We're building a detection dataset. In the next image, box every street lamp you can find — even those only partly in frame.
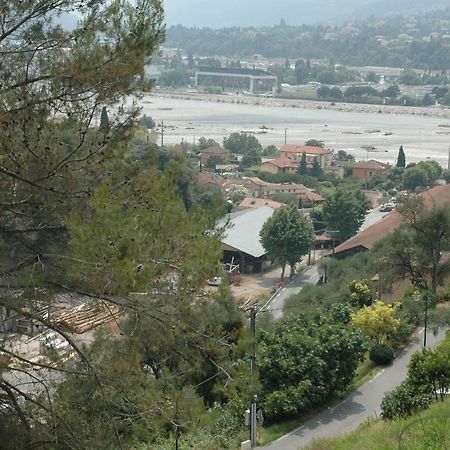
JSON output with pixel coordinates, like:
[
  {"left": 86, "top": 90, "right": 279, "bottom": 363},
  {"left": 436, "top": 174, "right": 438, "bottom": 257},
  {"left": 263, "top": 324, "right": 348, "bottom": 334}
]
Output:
[{"left": 413, "top": 290, "right": 428, "bottom": 349}]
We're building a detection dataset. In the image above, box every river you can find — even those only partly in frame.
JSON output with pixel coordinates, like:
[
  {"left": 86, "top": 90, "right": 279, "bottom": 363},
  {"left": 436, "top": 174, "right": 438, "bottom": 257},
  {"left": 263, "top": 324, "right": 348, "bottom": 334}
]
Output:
[{"left": 140, "top": 95, "right": 450, "bottom": 167}]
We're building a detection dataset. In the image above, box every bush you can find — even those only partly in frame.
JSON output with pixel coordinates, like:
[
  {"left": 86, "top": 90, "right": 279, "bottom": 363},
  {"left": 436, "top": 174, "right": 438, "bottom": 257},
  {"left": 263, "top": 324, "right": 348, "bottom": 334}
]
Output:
[
  {"left": 381, "top": 382, "right": 432, "bottom": 420},
  {"left": 369, "top": 343, "right": 394, "bottom": 365}
]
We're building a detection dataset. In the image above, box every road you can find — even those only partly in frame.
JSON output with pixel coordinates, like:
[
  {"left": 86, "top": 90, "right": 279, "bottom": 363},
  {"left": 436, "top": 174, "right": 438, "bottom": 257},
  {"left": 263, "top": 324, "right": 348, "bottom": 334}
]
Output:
[
  {"left": 260, "top": 265, "right": 320, "bottom": 319},
  {"left": 259, "top": 328, "right": 447, "bottom": 450}
]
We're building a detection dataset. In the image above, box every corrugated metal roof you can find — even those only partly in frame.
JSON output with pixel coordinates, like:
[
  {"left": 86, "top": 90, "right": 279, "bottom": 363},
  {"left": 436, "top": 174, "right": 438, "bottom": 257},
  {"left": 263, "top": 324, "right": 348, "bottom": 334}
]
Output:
[{"left": 218, "top": 206, "right": 275, "bottom": 258}]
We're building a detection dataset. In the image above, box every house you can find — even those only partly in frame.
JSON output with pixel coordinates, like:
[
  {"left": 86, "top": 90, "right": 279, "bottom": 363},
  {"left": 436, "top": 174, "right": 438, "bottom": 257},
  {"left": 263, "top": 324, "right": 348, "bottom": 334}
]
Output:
[
  {"left": 333, "top": 184, "right": 450, "bottom": 258},
  {"left": 200, "top": 146, "right": 230, "bottom": 165},
  {"left": 198, "top": 172, "right": 226, "bottom": 191},
  {"left": 352, "top": 160, "right": 391, "bottom": 181},
  {"left": 280, "top": 145, "right": 333, "bottom": 168},
  {"left": 260, "top": 157, "right": 299, "bottom": 174},
  {"left": 217, "top": 206, "right": 275, "bottom": 273},
  {"left": 237, "top": 197, "right": 284, "bottom": 210},
  {"left": 244, "top": 177, "right": 325, "bottom": 207}
]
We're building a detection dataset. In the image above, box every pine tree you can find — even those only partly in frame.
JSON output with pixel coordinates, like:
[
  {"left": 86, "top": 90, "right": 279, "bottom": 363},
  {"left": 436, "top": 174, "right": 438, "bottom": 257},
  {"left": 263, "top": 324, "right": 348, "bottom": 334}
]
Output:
[{"left": 396, "top": 145, "right": 406, "bottom": 168}]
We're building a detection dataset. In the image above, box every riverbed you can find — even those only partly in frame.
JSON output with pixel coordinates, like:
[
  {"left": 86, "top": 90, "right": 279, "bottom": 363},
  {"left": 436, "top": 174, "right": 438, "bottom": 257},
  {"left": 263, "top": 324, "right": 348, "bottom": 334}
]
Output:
[{"left": 140, "top": 93, "right": 450, "bottom": 167}]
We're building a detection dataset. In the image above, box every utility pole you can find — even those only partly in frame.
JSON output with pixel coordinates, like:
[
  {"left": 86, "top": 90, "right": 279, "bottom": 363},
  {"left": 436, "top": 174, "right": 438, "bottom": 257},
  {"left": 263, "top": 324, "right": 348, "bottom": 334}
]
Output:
[
  {"left": 448, "top": 146, "right": 450, "bottom": 170},
  {"left": 284, "top": 128, "right": 287, "bottom": 145},
  {"left": 250, "top": 307, "right": 257, "bottom": 447},
  {"left": 161, "top": 120, "right": 164, "bottom": 148}
]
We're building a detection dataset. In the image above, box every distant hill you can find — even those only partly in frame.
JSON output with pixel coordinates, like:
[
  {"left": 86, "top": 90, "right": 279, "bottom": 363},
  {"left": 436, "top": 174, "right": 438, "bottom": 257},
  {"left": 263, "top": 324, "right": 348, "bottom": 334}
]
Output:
[
  {"left": 165, "top": 0, "right": 449, "bottom": 27},
  {"left": 165, "top": 8, "right": 450, "bottom": 69}
]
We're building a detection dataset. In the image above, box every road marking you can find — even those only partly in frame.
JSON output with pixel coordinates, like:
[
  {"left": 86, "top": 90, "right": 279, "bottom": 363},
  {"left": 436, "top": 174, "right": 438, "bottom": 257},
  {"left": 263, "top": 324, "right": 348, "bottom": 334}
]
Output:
[{"left": 369, "top": 369, "right": 385, "bottom": 383}]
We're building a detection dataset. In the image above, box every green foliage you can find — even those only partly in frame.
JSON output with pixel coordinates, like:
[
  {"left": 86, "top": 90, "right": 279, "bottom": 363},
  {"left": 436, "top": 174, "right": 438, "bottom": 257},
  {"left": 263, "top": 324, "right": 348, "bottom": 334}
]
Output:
[
  {"left": 381, "top": 85, "right": 401, "bottom": 99},
  {"left": 258, "top": 305, "right": 368, "bottom": 421},
  {"left": 260, "top": 205, "right": 314, "bottom": 280},
  {"left": 348, "top": 279, "right": 372, "bottom": 307},
  {"left": 140, "top": 114, "right": 156, "bottom": 129},
  {"left": 298, "top": 152, "right": 308, "bottom": 175},
  {"left": 262, "top": 145, "right": 280, "bottom": 157},
  {"left": 306, "top": 398, "right": 450, "bottom": 450},
  {"left": 205, "top": 154, "right": 224, "bottom": 169},
  {"left": 369, "top": 344, "right": 394, "bottom": 366},
  {"left": 305, "top": 139, "right": 325, "bottom": 148},
  {"left": 335, "top": 150, "right": 355, "bottom": 162},
  {"left": 159, "top": 67, "right": 191, "bottom": 87},
  {"left": 352, "top": 301, "right": 401, "bottom": 345},
  {"left": 381, "top": 383, "right": 432, "bottom": 421},
  {"left": 396, "top": 146, "right": 406, "bottom": 168},
  {"left": 198, "top": 137, "right": 219, "bottom": 151},
  {"left": 223, "top": 132, "right": 262, "bottom": 155},
  {"left": 240, "top": 149, "right": 262, "bottom": 169},
  {"left": 378, "top": 198, "right": 450, "bottom": 293},
  {"left": 323, "top": 186, "right": 370, "bottom": 241},
  {"left": 381, "top": 334, "right": 450, "bottom": 421},
  {"left": 166, "top": 10, "right": 450, "bottom": 71},
  {"left": 99, "top": 106, "right": 110, "bottom": 130},
  {"left": 310, "top": 157, "right": 323, "bottom": 177}
]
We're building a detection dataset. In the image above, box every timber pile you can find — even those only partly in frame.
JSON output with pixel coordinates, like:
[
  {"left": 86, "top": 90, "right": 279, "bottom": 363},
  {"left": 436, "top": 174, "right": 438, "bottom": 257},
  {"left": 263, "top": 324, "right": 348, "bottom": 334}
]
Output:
[
  {"left": 53, "top": 302, "right": 122, "bottom": 334},
  {"left": 240, "top": 297, "right": 259, "bottom": 312}
]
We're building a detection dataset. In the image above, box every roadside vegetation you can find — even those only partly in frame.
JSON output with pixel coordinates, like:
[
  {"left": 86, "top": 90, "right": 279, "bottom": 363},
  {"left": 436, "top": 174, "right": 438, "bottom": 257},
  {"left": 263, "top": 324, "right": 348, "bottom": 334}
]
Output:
[{"left": 305, "top": 397, "right": 450, "bottom": 450}]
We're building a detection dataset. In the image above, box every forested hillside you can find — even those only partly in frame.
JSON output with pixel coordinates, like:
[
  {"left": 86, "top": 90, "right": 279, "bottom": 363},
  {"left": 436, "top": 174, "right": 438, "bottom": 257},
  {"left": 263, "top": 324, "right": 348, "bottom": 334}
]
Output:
[{"left": 166, "top": 9, "right": 450, "bottom": 69}]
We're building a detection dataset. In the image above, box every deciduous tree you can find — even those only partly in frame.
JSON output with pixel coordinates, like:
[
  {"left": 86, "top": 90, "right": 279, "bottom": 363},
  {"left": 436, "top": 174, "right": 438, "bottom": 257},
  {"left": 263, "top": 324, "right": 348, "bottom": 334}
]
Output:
[
  {"left": 323, "top": 186, "right": 370, "bottom": 241},
  {"left": 260, "top": 205, "right": 314, "bottom": 280}
]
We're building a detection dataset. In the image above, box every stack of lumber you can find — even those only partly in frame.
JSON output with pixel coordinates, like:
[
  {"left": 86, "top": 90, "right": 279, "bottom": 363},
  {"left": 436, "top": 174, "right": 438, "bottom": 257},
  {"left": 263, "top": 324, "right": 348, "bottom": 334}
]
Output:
[
  {"left": 240, "top": 297, "right": 259, "bottom": 312},
  {"left": 53, "top": 302, "right": 122, "bottom": 334}
]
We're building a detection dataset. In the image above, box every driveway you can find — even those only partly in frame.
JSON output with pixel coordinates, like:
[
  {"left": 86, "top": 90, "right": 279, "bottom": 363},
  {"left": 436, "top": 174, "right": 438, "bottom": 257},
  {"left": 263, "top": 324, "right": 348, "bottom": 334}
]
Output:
[{"left": 259, "top": 328, "right": 448, "bottom": 450}]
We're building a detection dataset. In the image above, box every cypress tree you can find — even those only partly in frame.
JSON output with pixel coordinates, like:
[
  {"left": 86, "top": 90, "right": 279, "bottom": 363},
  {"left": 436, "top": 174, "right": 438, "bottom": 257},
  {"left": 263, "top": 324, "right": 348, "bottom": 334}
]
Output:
[
  {"left": 298, "top": 152, "right": 308, "bottom": 175},
  {"left": 396, "top": 145, "right": 406, "bottom": 168},
  {"left": 100, "top": 106, "right": 110, "bottom": 131}
]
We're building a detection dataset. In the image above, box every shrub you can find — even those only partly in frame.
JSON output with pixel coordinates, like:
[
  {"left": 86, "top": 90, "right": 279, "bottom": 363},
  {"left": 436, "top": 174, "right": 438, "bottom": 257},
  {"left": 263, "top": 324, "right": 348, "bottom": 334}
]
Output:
[
  {"left": 369, "top": 343, "right": 394, "bottom": 365},
  {"left": 381, "top": 382, "right": 432, "bottom": 420}
]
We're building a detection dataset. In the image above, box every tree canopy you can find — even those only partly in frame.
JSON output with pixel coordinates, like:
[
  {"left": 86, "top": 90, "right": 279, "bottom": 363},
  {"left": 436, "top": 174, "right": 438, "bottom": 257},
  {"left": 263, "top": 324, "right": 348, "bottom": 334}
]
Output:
[
  {"left": 323, "top": 186, "right": 370, "bottom": 241},
  {"left": 260, "top": 205, "right": 314, "bottom": 280}
]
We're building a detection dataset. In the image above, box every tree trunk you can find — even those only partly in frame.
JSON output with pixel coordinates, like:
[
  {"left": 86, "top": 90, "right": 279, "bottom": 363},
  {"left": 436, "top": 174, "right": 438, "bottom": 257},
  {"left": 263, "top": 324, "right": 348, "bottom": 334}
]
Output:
[
  {"left": 290, "top": 263, "right": 296, "bottom": 277},
  {"left": 280, "top": 262, "right": 286, "bottom": 281}
]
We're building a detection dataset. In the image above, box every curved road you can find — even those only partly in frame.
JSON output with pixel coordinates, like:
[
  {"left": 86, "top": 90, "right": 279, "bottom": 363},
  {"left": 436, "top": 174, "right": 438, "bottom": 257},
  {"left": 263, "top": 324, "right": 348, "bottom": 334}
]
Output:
[{"left": 259, "top": 328, "right": 447, "bottom": 450}]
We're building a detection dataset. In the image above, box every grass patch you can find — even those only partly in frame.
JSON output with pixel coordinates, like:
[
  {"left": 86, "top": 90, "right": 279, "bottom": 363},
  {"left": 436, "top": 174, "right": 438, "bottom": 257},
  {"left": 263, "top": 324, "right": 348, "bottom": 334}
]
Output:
[{"left": 304, "top": 398, "right": 450, "bottom": 450}]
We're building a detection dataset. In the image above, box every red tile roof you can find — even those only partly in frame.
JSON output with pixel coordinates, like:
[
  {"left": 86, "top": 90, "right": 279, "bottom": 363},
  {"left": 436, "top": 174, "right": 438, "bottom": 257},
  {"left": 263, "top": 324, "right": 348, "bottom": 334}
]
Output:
[
  {"left": 280, "top": 145, "right": 332, "bottom": 155},
  {"left": 262, "top": 157, "right": 299, "bottom": 169},
  {"left": 333, "top": 184, "right": 450, "bottom": 256},
  {"left": 248, "top": 177, "right": 267, "bottom": 186},
  {"left": 238, "top": 197, "right": 284, "bottom": 209},
  {"left": 353, "top": 159, "right": 391, "bottom": 170}
]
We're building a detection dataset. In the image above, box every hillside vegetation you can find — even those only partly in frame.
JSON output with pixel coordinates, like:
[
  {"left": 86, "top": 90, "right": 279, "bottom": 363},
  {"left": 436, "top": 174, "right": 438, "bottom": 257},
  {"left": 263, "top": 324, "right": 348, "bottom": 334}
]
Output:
[
  {"left": 166, "top": 9, "right": 450, "bottom": 69},
  {"left": 305, "top": 398, "right": 450, "bottom": 450}
]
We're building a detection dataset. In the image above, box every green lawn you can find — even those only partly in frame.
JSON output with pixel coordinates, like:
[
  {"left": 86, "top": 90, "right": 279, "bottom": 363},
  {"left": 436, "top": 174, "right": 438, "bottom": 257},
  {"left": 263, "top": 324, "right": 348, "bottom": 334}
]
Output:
[{"left": 305, "top": 398, "right": 450, "bottom": 450}]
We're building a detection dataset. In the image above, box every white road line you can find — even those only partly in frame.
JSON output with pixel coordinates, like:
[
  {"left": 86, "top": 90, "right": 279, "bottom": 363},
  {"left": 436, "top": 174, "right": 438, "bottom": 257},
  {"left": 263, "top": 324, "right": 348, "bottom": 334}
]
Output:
[{"left": 369, "top": 369, "right": 385, "bottom": 383}]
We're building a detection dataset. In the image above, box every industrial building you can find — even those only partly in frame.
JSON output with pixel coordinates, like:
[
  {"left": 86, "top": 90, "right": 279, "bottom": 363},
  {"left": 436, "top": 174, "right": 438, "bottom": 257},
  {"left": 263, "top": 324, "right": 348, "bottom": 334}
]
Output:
[{"left": 195, "top": 67, "right": 277, "bottom": 93}]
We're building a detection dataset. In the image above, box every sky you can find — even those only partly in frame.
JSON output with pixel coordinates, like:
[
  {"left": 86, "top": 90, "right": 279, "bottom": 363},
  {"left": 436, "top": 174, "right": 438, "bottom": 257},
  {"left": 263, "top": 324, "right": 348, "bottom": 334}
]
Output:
[{"left": 164, "top": 0, "right": 449, "bottom": 27}]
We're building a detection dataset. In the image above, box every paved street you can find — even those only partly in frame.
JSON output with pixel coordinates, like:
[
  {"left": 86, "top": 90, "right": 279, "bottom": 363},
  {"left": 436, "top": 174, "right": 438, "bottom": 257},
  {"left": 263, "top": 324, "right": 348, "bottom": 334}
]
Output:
[
  {"left": 259, "top": 328, "right": 447, "bottom": 450},
  {"left": 260, "top": 265, "right": 320, "bottom": 319}
]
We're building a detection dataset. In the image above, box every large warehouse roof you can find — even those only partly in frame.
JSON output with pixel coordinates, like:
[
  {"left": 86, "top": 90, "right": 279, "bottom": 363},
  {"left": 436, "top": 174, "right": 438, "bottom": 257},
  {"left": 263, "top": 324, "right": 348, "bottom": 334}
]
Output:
[{"left": 218, "top": 206, "right": 274, "bottom": 258}]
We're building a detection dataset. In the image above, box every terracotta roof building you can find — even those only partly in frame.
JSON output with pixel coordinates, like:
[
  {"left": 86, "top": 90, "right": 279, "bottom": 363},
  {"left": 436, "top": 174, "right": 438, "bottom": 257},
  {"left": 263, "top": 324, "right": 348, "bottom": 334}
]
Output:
[
  {"left": 352, "top": 160, "right": 391, "bottom": 181},
  {"left": 333, "top": 184, "right": 450, "bottom": 258},
  {"left": 280, "top": 145, "right": 333, "bottom": 168},
  {"left": 200, "top": 146, "right": 230, "bottom": 165},
  {"left": 260, "top": 157, "right": 299, "bottom": 174}
]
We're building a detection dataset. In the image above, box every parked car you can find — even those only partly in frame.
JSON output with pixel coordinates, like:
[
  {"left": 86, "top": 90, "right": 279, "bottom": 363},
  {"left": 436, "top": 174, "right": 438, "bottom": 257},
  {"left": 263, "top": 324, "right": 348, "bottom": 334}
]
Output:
[{"left": 380, "top": 203, "right": 396, "bottom": 212}]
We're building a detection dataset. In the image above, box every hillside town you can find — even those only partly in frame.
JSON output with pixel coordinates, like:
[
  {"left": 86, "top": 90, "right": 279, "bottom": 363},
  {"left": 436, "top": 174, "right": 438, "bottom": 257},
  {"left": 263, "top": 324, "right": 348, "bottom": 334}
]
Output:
[{"left": 1, "top": 2, "right": 449, "bottom": 450}]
